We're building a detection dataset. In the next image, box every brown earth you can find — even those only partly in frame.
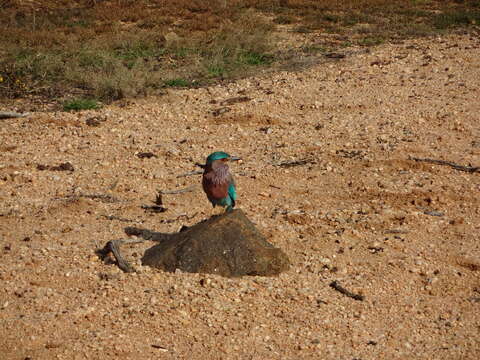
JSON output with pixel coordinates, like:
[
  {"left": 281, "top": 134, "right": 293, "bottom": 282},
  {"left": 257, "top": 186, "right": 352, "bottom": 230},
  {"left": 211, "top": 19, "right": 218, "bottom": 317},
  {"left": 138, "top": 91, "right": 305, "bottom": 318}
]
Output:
[{"left": 1, "top": 33, "right": 479, "bottom": 359}]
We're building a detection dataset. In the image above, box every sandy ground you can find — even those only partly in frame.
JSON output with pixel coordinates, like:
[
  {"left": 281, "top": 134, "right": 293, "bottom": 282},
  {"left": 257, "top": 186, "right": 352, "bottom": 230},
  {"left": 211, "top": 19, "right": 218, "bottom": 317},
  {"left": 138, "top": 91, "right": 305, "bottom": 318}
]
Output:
[{"left": 1, "top": 33, "right": 479, "bottom": 360}]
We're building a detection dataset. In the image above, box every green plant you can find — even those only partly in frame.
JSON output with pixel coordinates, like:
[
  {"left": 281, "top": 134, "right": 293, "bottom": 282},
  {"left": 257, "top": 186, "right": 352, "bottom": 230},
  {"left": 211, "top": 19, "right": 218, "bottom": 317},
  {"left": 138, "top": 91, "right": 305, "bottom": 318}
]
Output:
[
  {"left": 302, "top": 45, "right": 328, "bottom": 54},
  {"left": 78, "top": 51, "right": 106, "bottom": 68},
  {"left": 294, "top": 25, "right": 312, "bottom": 33},
  {"left": 172, "top": 47, "right": 190, "bottom": 58},
  {"left": 357, "top": 36, "right": 385, "bottom": 46},
  {"left": 237, "top": 51, "right": 272, "bottom": 66},
  {"left": 114, "top": 44, "right": 158, "bottom": 61},
  {"left": 66, "top": 19, "right": 90, "bottom": 28},
  {"left": 164, "top": 78, "right": 190, "bottom": 87},
  {"left": 273, "top": 15, "right": 295, "bottom": 24},
  {"left": 410, "top": 0, "right": 431, "bottom": 5},
  {"left": 63, "top": 98, "right": 100, "bottom": 111},
  {"left": 342, "top": 13, "right": 372, "bottom": 26},
  {"left": 206, "top": 64, "right": 226, "bottom": 77},
  {"left": 434, "top": 9, "right": 480, "bottom": 29},
  {"left": 323, "top": 14, "right": 340, "bottom": 22}
]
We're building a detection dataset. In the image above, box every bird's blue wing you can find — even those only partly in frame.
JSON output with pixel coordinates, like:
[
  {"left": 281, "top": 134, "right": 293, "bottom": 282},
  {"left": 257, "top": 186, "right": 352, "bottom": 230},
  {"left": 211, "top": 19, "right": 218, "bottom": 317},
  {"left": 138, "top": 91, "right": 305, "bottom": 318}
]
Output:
[{"left": 228, "top": 180, "right": 237, "bottom": 208}]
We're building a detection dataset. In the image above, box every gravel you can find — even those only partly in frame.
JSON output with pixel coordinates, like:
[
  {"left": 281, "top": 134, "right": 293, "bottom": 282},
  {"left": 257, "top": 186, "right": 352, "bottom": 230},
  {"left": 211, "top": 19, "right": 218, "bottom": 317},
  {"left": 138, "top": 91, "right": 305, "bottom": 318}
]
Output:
[{"left": 0, "top": 33, "right": 479, "bottom": 359}]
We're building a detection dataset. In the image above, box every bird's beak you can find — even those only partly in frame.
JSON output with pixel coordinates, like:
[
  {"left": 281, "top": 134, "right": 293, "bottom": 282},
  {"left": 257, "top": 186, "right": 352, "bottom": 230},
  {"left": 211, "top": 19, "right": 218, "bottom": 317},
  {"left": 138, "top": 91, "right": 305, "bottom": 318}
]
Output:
[{"left": 229, "top": 156, "right": 241, "bottom": 161}]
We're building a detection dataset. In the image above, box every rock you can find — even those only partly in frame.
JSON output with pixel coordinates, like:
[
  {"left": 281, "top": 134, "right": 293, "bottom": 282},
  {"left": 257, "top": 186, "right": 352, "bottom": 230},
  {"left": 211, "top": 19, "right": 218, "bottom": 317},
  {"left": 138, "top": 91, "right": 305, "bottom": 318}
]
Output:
[
  {"left": 142, "top": 209, "right": 290, "bottom": 277},
  {"left": 85, "top": 116, "right": 106, "bottom": 127},
  {"left": 164, "top": 32, "right": 181, "bottom": 45}
]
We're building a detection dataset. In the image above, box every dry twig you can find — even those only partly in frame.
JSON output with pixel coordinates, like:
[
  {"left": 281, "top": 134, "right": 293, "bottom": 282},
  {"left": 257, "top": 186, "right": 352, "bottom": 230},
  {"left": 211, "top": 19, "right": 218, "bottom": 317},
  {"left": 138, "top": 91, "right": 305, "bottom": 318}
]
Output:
[
  {"left": 159, "top": 185, "right": 196, "bottom": 195},
  {"left": 141, "top": 205, "right": 167, "bottom": 213},
  {"left": 0, "top": 112, "right": 30, "bottom": 119},
  {"left": 409, "top": 156, "right": 479, "bottom": 173},
  {"left": 56, "top": 193, "right": 122, "bottom": 203},
  {"left": 423, "top": 210, "right": 444, "bottom": 217},
  {"left": 101, "top": 239, "right": 145, "bottom": 273},
  {"left": 330, "top": 280, "right": 365, "bottom": 301},
  {"left": 276, "top": 158, "right": 316, "bottom": 168},
  {"left": 384, "top": 229, "right": 409, "bottom": 234},
  {"left": 79, "top": 193, "right": 121, "bottom": 203},
  {"left": 176, "top": 170, "right": 204, "bottom": 178},
  {"left": 101, "top": 215, "right": 137, "bottom": 222}
]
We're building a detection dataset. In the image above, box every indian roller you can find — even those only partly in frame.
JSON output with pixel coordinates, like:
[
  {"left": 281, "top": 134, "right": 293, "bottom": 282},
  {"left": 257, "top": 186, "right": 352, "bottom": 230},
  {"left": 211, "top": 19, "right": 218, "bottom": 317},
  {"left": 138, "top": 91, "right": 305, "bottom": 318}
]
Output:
[{"left": 202, "top": 151, "right": 241, "bottom": 213}]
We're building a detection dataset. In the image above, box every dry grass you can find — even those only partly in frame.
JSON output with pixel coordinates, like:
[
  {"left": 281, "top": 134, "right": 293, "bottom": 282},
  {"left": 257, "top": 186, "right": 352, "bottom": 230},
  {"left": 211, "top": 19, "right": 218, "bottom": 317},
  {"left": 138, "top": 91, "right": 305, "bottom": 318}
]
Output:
[{"left": 0, "top": 0, "right": 479, "bottom": 104}]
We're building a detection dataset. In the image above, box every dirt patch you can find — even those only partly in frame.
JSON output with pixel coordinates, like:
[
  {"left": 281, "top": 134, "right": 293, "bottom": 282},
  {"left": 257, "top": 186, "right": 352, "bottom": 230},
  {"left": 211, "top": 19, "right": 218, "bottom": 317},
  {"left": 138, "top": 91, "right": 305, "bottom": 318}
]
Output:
[
  {"left": 210, "top": 112, "right": 281, "bottom": 126},
  {"left": 0, "top": 34, "right": 479, "bottom": 359}
]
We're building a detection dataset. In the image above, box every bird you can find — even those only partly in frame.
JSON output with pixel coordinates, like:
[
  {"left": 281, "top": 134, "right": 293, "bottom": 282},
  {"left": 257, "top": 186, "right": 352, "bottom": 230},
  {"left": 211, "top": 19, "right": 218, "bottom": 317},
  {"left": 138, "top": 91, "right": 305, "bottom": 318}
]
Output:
[{"left": 202, "top": 151, "right": 241, "bottom": 213}]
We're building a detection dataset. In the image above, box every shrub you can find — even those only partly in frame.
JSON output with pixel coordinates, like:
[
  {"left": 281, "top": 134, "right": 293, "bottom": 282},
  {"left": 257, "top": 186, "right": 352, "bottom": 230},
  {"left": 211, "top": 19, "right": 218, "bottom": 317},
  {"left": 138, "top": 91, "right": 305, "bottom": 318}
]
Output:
[{"left": 63, "top": 98, "right": 100, "bottom": 111}]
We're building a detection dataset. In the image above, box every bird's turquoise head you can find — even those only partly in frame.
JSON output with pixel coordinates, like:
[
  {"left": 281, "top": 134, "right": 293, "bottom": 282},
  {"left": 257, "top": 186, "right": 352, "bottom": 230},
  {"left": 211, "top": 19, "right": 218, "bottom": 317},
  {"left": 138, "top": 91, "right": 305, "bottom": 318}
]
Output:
[{"left": 205, "top": 151, "right": 241, "bottom": 164}]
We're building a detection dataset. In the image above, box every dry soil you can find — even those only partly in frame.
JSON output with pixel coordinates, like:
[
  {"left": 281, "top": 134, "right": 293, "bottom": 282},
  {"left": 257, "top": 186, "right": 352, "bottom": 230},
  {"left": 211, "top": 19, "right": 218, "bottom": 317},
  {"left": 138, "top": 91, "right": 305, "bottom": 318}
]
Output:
[{"left": 1, "top": 33, "right": 479, "bottom": 360}]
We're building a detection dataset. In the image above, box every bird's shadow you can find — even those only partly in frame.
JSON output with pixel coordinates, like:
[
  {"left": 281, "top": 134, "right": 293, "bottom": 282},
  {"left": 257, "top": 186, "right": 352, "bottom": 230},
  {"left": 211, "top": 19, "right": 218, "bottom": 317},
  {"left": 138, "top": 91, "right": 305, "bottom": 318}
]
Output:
[
  {"left": 124, "top": 212, "right": 220, "bottom": 240},
  {"left": 96, "top": 217, "right": 216, "bottom": 272},
  {"left": 95, "top": 227, "right": 174, "bottom": 268},
  {"left": 124, "top": 225, "right": 189, "bottom": 241}
]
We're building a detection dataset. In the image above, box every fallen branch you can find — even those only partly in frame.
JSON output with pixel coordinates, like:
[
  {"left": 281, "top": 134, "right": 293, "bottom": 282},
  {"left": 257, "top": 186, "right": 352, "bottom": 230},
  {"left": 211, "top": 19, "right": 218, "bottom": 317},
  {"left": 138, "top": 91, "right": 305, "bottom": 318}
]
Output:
[
  {"left": 160, "top": 212, "right": 197, "bottom": 224},
  {"left": 211, "top": 107, "right": 230, "bottom": 117},
  {"left": 80, "top": 193, "right": 121, "bottom": 203},
  {"left": 101, "top": 215, "right": 137, "bottom": 223},
  {"left": 176, "top": 170, "right": 203, "bottom": 178},
  {"left": 37, "top": 162, "right": 74, "bottom": 172},
  {"left": 409, "top": 156, "right": 479, "bottom": 173},
  {"left": 107, "top": 179, "right": 119, "bottom": 191},
  {"left": 57, "top": 193, "right": 122, "bottom": 203},
  {"left": 329, "top": 280, "right": 365, "bottom": 301},
  {"left": 0, "top": 111, "right": 30, "bottom": 119},
  {"left": 124, "top": 227, "right": 171, "bottom": 241},
  {"left": 159, "top": 185, "right": 196, "bottom": 195},
  {"left": 423, "top": 210, "right": 444, "bottom": 217},
  {"left": 136, "top": 152, "right": 157, "bottom": 159},
  {"left": 384, "top": 229, "right": 409, "bottom": 234},
  {"left": 325, "top": 52, "right": 346, "bottom": 59},
  {"left": 220, "top": 96, "right": 251, "bottom": 106},
  {"left": 141, "top": 205, "right": 167, "bottom": 213},
  {"left": 101, "top": 238, "right": 146, "bottom": 273},
  {"left": 275, "top": 158, "right": 316, "bottom": 168}
]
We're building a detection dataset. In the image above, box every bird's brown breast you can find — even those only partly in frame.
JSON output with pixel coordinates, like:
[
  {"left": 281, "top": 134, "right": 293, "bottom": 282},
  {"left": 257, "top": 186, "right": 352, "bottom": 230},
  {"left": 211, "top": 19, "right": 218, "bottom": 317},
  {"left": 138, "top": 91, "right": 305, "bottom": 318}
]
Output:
[{"left": 202, "top": 172, "right": 229, "bottom": 200}]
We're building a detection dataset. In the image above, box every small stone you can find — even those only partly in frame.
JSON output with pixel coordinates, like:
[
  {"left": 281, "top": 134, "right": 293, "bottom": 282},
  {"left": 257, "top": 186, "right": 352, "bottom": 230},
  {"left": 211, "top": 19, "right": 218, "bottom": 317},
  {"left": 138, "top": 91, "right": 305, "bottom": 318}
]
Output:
[
  {"left": 414, "top": 258, "right": 424, "bottom": 266},
  {"left": 165, "top": 32, "right": 181, "bottom": 45},
  {"left": 85, "top": 116, "right": 105, "bottom": 127},
  {"left": 319, "top": 257, "right": 331, "bottom": 265}
]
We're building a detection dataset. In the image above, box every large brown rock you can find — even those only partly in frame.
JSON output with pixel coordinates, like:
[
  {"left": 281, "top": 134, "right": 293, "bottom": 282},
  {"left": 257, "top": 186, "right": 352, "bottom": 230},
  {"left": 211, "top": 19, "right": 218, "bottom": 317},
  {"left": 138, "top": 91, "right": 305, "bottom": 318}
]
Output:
[{"left": 141, "top": 209, "right": 290, "bottom": 277}]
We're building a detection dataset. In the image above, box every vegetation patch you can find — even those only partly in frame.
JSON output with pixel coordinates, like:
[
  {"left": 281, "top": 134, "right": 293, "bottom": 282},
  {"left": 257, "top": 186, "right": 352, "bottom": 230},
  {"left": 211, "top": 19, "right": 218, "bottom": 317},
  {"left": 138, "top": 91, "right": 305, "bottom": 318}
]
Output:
[
  {"left": 434, "top": 9, "right": 480, "bottom": 29},
  {"left": 0, "top": 0, "right": 479, "bottom": 105},
  {"left": 63, "top": 98, "right": 100, "bottom": 111},
  {"left": 164, "top": 79, "right": 191, "bottom": 87},
  {"left": 238, "top": 52, "right": 272, "bottom": 66}
]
